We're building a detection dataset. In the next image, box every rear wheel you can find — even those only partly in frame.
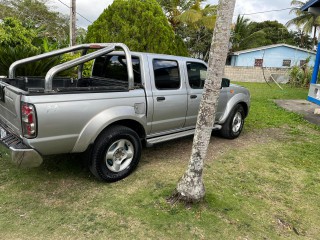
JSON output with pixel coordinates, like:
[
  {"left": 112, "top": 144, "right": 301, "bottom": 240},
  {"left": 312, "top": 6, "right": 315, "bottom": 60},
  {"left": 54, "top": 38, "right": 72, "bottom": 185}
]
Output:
[
  {"left": 220, "top": 104, "right": 245, "bottom": 139},
  {"left": 89, "top": 125, "right": 141, "bottom": 182}
]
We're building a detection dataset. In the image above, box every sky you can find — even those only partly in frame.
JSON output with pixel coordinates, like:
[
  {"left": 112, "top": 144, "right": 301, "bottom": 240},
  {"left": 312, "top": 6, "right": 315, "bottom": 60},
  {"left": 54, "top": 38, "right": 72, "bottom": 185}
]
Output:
[{"left": 49, "top": 0, "right": 296, "bottom": 29}]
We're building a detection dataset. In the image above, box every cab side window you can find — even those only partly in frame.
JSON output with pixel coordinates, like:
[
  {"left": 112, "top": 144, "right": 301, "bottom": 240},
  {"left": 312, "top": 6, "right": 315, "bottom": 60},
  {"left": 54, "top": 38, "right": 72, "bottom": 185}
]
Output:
[
  {"left": 153, "top": 59, "right": 180, "bottom": 90},
  {"left": 92, "top": 55, "right": 141, "bottom": 84},
  {"left": 187, "top": 62, "right": 207, "bottom": 89}
]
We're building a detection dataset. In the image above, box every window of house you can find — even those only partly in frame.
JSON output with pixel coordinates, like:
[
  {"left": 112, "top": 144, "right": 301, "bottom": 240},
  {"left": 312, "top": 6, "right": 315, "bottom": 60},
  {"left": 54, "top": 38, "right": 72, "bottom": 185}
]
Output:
[
  {"left": 300, "top": 60, "right": 307, "bottom": 67},
  {"left": 282, "top": 59, "right": 291, "bottom": 67},
  {"left": 254, "top": 59, "right": 263, "bottom": 67},
  {"left": 186, "top": 62, "right": 207, "bottom": 89},
  {"left": 153, "top": 59, "right": 180, "bottom": 90}
]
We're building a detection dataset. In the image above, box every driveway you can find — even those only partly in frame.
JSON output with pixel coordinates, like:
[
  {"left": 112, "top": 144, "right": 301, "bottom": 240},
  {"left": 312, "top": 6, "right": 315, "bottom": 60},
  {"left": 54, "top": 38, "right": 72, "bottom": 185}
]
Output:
[{"left": 275, "top": 99, "right": 320, "bottom": 126}]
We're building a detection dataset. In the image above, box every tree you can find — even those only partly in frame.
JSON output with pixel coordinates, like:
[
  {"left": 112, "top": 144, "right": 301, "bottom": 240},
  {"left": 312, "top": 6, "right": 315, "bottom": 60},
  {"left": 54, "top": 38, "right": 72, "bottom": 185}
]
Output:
[
  {"left": 0, "top": 17, "right": 37, "bottom": 49},
  {"left": 230, "top": 17, "right": 295, "bottom": 52},
  {"left": 156, "top": 0, "right": 217, "bottom": 59},
  {"left": 156, "top": 0, "right": 197, "bottom": 31},
  {"left": 289, "top": 29, "right": 313, "bottom": 49},
  {"left": 86, "top": 0, "right": 188, "bottom": 56},
  {"left": 169, "top": 0, "right": 236, "bottom": 203},
  {"left": 251, "top": 21, "right": 294, "bottom": 45},
  {"left": 0, "top": 17, "right": 60, "bottom": 76},
  {"left": 0, "top": 0, "right": 69, "bottom": 45},
  {"left": 230, "top": 15, "right": 259, "bottom": 51},
  {"left": 176, "top": 1, "right": 217, "bottom": 60},
  {"left": 286, "top": 0, "right": 320, "bottom": 46}
]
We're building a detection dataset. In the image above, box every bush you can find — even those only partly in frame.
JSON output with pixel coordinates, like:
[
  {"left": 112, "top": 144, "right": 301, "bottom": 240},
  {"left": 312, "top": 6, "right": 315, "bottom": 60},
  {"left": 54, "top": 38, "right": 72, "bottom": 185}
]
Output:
[
  {"left": 288, "top": 58, "right": 312, "bottom": 87},
  {"left": 59, "top": 53, "right": 94, "bottom": 78},
  {"left": 0, "top": 45, "right": 60, "bottom": 76}
]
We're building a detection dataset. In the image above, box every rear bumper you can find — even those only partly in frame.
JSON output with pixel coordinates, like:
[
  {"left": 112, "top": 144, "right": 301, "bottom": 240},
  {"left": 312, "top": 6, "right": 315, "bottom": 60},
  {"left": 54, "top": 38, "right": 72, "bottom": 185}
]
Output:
[
  {"left": 10, "top": 146, "right": 43, "bottom": 168},
  {"left": 0, "top": 123, "right": 43, "bottom": 168}
]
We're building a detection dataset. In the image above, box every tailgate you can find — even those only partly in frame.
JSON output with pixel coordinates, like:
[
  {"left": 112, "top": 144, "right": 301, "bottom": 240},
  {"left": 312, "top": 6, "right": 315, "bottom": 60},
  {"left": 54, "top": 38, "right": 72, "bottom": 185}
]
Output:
[{"left": 0, "top": 81, "right": 22, "bottom": 135}]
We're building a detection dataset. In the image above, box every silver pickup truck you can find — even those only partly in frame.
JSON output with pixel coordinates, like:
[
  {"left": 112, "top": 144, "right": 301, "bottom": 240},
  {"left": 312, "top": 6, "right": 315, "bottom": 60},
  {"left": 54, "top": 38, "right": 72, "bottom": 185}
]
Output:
[{"left": 0, "top": 43, "right": 250, "bottom": 182}]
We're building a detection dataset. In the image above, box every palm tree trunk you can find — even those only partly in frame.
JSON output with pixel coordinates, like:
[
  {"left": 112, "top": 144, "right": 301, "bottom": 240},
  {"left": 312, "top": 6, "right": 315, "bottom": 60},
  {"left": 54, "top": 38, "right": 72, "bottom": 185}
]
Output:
[{"left": 168, "top": 0, "right": 236, "bottom": 203}]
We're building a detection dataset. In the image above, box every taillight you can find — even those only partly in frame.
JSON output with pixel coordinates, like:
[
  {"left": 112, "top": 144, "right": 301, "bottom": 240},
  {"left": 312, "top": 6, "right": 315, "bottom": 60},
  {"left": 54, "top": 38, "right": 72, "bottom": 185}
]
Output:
[{"left": 21, "top": 102, "right": 37, "bottom": 138}]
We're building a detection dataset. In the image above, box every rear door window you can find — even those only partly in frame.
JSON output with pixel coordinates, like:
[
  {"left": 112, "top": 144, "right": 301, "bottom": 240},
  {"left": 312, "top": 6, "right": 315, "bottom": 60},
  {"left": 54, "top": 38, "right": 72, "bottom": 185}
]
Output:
[
  {"left": 153, "top": 59, "right": 180, "bottom": 90},
  {"left": 186, "top": 62, "right": 207, "bottom": 89}
]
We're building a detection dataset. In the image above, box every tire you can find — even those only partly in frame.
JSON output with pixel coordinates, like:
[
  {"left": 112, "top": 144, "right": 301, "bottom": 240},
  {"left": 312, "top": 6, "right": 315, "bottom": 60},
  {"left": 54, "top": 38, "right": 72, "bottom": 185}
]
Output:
[
  {"left": 89, "top": 125, "right": 141, "bottom": 182},
  {"left": 220, "top": 104, "right": 245, "bottom": 139}
]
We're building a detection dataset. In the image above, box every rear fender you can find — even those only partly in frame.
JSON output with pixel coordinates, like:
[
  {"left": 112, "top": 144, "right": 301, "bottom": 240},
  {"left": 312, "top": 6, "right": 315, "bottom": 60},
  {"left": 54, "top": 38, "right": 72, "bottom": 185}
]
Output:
[{"left": 72, "top": 106, "right": 146, "bottom": 152}]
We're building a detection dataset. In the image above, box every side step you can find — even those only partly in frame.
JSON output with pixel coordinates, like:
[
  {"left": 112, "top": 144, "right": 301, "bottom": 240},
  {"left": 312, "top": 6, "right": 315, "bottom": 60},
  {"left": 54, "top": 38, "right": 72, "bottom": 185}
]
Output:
[{"left": 146, "top": 124, "right": 221, "bottom": 147}]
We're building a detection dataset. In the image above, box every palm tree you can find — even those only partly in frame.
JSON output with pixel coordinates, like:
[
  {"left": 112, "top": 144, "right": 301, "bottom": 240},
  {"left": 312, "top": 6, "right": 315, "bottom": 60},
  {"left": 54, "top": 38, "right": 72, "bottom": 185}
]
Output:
[
  {"left": 169, "top": 0, "right": 236, "bottom": 203},
  {"left": 157, "top": 0, "right": 197, "bottom": 30},
  {"left": 176, "top": 0, "right": 216, "bottom": 30},
  {"left": 286, "top": 0, "right": 320, "bottom": 47},
  {"left": 175, "top": 0, "right": 217, "bottom": 59},
  {"left": 231, "top": 15, "right": 252, "bottom": 51}
]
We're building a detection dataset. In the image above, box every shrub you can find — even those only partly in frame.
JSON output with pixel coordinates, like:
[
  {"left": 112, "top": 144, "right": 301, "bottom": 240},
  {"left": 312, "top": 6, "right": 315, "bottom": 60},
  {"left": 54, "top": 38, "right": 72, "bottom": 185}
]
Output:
[{"left": 288, "top": 57, "right": 312, "bottom": 87}]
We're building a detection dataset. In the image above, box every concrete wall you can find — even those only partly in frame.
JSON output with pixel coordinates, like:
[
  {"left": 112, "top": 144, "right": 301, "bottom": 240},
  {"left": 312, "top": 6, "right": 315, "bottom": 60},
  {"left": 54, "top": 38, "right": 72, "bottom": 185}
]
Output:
[
  {"left": 224, "top": 66, "right": 289, "bottom": 83},
  {"left": 231, "top": 46, "right": 316, "bottom": 68}
]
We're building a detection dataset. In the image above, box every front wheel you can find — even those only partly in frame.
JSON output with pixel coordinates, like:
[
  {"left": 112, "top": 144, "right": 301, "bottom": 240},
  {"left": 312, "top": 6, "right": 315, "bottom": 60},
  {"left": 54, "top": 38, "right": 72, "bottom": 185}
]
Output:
[
  {"left": 89, "top": 125, "right": 141, "bottom": 182},
  {"left": 220, "top": 104, "right": 245, "bottom": 139}
]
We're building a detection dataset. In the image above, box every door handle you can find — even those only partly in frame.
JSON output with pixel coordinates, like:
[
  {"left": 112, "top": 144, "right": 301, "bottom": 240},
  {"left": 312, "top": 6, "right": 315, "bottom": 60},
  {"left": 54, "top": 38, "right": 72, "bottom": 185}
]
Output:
[
  {"left": 190, "top": 95, "right": 197, "bottom": 99},
  {"left": 157, "top": 97, "right": 166, "bottom": 101}
]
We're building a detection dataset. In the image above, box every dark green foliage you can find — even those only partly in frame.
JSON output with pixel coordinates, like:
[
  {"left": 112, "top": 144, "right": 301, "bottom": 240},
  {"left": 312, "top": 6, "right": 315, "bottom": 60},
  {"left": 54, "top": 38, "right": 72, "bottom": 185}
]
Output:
[
  {"left": 0, "top": 18, "right": 37, "bottom": 48},
  {"left": 86, "top": 0, "right": 188, "bottom": 56},
  {"left": 0, "top": 0, "right": 69, "bottom": 45},
  {"left": 0, "top": 17, "right": 61, "bottom": 76},
  {"left": 231, "top": 16, "right": 296, "bottom": 52},
  {"left": 0, "top": 46, "right": 60, "bottom": 76},
  {"left": 250, "top": 21, "right": 294, "bottom": 45},
  {"left": 289, "top": 30, "right": 314, "bottom": 50}
]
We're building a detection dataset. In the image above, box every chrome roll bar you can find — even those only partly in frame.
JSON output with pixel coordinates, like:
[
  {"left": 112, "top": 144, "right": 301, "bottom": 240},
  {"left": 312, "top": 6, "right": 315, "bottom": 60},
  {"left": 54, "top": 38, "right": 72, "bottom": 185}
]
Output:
[{"left": 8, "top": 43, "right": 134, "bottom": 92}]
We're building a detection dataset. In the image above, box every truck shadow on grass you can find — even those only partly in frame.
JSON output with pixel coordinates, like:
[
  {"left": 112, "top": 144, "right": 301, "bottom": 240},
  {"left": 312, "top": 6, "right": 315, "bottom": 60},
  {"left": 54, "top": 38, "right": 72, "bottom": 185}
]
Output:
[
  {"left": 37, "top": 153, "right": 92, "bottom": 180},
  {"left": 31, "top": 128, "right": 277, "bottom": 181}
]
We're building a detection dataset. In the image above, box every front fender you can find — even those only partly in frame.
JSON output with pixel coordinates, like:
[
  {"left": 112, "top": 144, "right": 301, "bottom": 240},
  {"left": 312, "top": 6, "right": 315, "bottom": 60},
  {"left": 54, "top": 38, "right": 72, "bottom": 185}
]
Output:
[
  {"left": 72, "top": 106, "right": 146, "bottom": 152},
  {"left": 218, "top": 93, "right": 250, "bottom": 124}
]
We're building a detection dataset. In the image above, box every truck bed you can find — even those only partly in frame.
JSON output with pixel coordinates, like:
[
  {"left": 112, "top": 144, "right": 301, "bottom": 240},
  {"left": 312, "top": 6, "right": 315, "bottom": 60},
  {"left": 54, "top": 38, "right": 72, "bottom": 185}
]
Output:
[{"left": 0, "top": 76, "right": 130, "bottom": 94}]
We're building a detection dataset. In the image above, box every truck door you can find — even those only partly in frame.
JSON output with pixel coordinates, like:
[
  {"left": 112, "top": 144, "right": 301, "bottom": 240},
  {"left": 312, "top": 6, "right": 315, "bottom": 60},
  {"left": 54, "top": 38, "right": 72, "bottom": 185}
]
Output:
[
  {"left": 184, "top": 61, "right": 228, "bottom": 127},
  {"left": 149, "top": 58, "right": 188, "bottom": 134}
]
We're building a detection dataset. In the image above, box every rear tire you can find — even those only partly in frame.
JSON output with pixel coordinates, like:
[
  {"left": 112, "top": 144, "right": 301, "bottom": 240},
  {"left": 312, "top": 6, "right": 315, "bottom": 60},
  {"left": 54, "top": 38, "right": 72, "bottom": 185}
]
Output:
[
  {"left": 89, "top": 125, "right": 141, "bottom": 182},
  {"left": 220, "top": 104, "right": 245, "bottom": 139}
]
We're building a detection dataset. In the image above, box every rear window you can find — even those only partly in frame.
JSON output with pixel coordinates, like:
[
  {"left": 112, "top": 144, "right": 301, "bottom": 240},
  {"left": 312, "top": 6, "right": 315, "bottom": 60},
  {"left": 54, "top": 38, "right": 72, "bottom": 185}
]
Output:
[{"left": 92, "top": 55, "right": 141, "bottom": 84}]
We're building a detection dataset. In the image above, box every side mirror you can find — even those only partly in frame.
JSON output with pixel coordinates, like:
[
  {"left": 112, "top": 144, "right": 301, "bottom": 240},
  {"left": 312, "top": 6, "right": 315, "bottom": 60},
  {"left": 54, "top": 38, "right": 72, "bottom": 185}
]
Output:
[{"left": 221, "top": 78, "right": 230, "bottom": 88}]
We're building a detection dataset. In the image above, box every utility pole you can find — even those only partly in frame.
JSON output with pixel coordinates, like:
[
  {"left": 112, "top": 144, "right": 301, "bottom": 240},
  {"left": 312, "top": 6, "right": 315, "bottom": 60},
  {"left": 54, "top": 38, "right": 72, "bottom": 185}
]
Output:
[{"left": 70, "top": 0, "right": 76, "bottom": 46}]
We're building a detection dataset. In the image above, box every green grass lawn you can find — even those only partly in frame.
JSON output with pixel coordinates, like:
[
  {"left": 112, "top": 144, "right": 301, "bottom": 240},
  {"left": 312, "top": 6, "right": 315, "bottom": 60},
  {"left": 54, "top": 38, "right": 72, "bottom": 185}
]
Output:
[{"left": 0, "top": 83, "right": 319, "bottom": 239}]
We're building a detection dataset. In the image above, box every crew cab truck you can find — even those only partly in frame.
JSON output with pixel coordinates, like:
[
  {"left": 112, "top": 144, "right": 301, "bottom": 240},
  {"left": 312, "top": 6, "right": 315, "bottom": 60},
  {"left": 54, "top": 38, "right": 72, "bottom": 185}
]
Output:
[{"left": 0, "top": 43, "right": 250, "bottom": 182}]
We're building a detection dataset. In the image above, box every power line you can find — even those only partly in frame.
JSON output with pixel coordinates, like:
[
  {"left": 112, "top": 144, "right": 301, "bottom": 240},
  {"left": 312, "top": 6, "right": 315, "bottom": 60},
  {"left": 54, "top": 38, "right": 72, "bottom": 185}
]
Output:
[
  {"left": 57, "top": 0, "right": 69, "bottom": 9},
  {"left": 76, "top": 12, "right": 93, "bottom": 24},
  {"left": 56, "top": 0, "right": 93, "bottom": 23},
  {"left": 240, "top": 7, "right": 291, "bottom": 16},
  {"left": 56, "top": 0, "right": 290, "bottom": 24}
]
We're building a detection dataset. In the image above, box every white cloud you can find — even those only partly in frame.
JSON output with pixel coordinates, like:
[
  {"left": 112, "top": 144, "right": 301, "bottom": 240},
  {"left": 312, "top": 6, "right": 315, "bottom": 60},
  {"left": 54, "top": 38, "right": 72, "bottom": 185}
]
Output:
[
  {"left": 49, "top": 0, "right": 297, "bottom": 29},
  {"left": 49, "top": 0, "right": 112, "bottom": 28},
  {"left": 208, "top": 0, "right": 294, "bottom": 25}
]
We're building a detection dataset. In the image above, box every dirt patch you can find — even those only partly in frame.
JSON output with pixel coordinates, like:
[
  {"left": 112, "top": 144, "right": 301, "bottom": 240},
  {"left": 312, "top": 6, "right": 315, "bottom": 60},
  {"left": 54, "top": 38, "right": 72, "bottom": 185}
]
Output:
[
  {"left": 206, "top": 128, "right": 287, "bottom": 161},
  {"left": 141, "top": 128, "right": 288, "bottom": 165}
]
